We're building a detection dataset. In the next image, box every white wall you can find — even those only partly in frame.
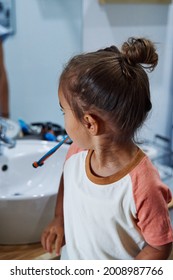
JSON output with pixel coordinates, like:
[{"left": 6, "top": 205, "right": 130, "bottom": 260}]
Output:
[
  {"left": 83, "top": 0, "right": 173, "bottom": 142},
  {"left": 4, "top": 0, "right": 82, "bottom": 126}
]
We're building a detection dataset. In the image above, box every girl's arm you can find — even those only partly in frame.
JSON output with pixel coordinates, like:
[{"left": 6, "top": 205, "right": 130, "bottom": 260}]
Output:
[
  {"left": 41, "top": 174, "right": 65, "bottom": 256},
  {"left": 135, "top": 242, "right": 172, "bottom": 260}
]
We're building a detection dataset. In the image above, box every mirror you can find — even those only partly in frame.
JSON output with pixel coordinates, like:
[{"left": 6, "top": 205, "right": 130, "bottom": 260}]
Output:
[
  {"left": 3, "top": 0, "right": 82, "bottom": 128},
  {"left": 2, "top": 0, "right": 173, "bottom": 143}
]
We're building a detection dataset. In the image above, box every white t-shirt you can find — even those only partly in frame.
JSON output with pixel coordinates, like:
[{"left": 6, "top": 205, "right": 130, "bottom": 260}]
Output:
[{"left": 62, "top": 143, "right": 173, "bottom": 260}]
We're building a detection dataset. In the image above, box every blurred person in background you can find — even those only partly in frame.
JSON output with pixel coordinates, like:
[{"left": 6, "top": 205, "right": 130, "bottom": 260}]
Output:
[{"left": 0, "top": 36, "right": 9, "bottom": 118}]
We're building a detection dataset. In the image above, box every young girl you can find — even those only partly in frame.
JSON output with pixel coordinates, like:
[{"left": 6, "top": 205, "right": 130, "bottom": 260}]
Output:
[{"left": 41, "top": 37, "right": 173, "bottom": 259}]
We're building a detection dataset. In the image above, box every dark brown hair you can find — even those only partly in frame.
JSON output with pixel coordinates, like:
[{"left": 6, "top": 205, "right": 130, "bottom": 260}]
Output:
[{"left": 59, "top": 37, "right": 158, "bottom": 143}]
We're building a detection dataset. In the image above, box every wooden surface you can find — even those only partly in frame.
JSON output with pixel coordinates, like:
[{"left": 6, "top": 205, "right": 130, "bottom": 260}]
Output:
[
  {"left": 0, "top": 243, "right": 58, "bottom": 260},
  {"left": 168, "top": 198, "right": 173, "bottom": 209},
  {"left": 0, "top": 242, "right": 172, "bottom": 260}
]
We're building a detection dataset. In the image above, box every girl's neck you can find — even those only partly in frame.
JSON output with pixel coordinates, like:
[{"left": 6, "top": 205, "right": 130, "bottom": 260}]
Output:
[{"left": 90, "top": 139, "right": 138, "bottom": 178}]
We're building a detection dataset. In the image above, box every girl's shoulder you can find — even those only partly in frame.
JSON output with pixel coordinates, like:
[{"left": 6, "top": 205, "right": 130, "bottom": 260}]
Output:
[
  {"left": 130, "top": 153, "right": 172, "bottom": 206},
  {"left": 65, "top": 142, "right": 86, "bottom": 161}
]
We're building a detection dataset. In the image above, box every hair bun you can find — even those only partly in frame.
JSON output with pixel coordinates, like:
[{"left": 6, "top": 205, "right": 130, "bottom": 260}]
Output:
[
  {"left": 121, "top": 37, "right": 158, "bottom": 72},
  {"left": 99, "top": 45, "right": 120, "bottom": 54}
]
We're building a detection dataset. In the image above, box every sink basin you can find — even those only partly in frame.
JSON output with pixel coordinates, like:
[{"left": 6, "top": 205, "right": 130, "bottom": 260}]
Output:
[{"left": 0, "top": 139, "right": 68, "bottom": 244}]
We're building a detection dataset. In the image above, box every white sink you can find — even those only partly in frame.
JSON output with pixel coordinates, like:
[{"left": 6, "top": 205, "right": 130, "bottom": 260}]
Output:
[{"left": 0, "top": 139, "right": 68, "bottom": 244}]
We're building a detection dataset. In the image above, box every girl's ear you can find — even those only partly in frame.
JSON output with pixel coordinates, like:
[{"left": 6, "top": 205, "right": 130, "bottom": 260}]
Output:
[{"left": 83, "top": 114, "right": 99, "bottom": 136}]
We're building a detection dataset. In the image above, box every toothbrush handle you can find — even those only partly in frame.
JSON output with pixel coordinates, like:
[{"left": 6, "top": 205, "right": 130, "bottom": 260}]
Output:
[{"left": 32, "top": 136, "right": 69, "bottom": 168}]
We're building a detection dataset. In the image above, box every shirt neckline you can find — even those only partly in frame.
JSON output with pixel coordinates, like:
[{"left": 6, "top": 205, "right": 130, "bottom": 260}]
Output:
[{"left": 85, "top": 148, "right": 146, "bottom": 185}]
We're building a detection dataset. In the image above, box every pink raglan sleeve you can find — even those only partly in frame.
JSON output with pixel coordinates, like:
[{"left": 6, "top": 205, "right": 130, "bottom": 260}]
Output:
[
  {"left": 65, "top": 142, "right": 84, "bottom": 161},
  {"left": 131, "top": 157, "right": 173, "bottom": 247}
]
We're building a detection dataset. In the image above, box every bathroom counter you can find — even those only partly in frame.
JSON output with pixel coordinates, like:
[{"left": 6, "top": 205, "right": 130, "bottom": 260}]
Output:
[
  {"left": 168, "top": 198, "right": 173, "bottom": 208},
  {"left": 0, "top": 242, "right": 173, "bottom": 260},
  {"left": 0, "top": 243, "right": 58, "bottom": 260}
]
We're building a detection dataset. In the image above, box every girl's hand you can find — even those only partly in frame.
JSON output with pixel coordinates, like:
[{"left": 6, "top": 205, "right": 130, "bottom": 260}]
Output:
[{"left": 41, "top": 217, "right": 65, "bottom": 256}]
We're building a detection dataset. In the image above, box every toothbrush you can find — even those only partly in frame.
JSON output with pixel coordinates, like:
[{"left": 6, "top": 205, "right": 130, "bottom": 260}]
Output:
[{"left": 32, "top": 135, "right": 69, "bottom": 168}]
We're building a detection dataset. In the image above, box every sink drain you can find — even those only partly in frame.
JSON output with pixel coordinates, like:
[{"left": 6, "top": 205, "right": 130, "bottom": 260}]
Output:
[
  {"left": 1, "top": 164, "right": 8, "bottom": 171},
  {"left": 13, "top": 193, "right": 22, "bottom": 196}
]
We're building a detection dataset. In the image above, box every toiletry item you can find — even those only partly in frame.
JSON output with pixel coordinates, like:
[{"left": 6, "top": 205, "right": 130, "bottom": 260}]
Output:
[
  {"left": 32, "top": 135, "right": 69, "bottom": 168},
  {"left": 44, "top": 132, "right": 57, "bottom": 141},
  {"left": 18, "top": 119, "right": 41, "bottom": 135},
  {"left": 32, "top": 122, "right": 65, "bottom": 139}
]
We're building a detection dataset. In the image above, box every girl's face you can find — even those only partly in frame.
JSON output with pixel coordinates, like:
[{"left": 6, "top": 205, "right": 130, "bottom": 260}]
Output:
[{"left": 58, "top": 88, "right": 91, "bottom": 149}]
